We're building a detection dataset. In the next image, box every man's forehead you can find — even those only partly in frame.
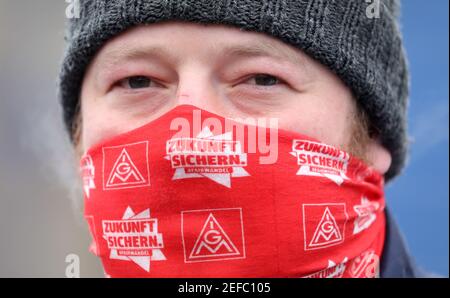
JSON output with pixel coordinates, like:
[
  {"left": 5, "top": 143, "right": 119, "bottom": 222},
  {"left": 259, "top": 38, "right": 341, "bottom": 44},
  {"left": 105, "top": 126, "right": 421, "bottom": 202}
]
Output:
[{"left": 94, "top": 24, "right": 308, "bottom": 69}]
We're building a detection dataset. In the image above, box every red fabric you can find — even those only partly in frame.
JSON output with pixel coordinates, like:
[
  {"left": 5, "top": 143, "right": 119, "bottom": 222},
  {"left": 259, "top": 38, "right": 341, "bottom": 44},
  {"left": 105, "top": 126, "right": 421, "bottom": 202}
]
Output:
[{"left": 81, "top": 105, "right": 386, "bottom": 278}]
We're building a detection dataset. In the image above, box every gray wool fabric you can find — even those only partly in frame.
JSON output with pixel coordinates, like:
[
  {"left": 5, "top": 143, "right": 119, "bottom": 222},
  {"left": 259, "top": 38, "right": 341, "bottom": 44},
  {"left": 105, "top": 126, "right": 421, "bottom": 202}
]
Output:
[{"left": 58, "top": 0, "right": 410, "bottom": 181}]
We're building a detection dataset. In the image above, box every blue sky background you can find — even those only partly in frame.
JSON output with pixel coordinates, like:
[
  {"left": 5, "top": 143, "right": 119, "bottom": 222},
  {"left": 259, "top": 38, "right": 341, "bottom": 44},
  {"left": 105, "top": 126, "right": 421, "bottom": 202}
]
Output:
[{"left": 386, "top": 0, "right": 449, "bottom": 277}]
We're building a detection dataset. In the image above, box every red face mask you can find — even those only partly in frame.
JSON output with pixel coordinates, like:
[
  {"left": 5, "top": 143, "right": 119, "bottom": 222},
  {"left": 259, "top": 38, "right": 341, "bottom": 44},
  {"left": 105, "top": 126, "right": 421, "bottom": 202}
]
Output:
[{"left": 80, "top": 105, "right": 385, "bottom": 278}]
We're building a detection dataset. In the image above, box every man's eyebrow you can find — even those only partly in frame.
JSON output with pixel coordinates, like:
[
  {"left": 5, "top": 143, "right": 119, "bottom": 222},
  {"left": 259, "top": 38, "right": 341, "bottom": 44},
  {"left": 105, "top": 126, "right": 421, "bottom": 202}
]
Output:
[
  {"left": 98, "top": 45, "right": 175, "bottom": 69},
  {"left": 97, "top": 40, "right": 306, "bottom": 70},
  {"left": 219, "top": 41, "right": 306, "bottom": 67}
]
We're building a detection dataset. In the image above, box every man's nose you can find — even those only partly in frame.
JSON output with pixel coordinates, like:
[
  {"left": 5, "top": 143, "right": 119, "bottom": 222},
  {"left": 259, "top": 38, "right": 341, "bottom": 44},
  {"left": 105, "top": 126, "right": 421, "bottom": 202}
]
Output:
[
  {"left": 174, "top": 65, "right": 222, "bottom": 112},
  {"left": 177, "top": 93, "right": 195, "bottom": 105}
]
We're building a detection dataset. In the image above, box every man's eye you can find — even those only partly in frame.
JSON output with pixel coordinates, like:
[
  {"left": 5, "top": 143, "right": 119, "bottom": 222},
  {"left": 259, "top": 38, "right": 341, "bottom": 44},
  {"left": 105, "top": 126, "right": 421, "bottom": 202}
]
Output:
[
  {"left": 120, "top": 76, "right": 153, "bottom": 89},
  {"left": 245, "top": 74, "right": 282, "bottom": 86}
]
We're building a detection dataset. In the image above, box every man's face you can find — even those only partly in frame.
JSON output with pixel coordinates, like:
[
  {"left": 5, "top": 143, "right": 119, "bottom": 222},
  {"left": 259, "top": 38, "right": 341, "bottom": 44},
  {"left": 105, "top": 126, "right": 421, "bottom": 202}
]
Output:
[{"left": 80, "top": 22, "right": 391, "bottom": 174}]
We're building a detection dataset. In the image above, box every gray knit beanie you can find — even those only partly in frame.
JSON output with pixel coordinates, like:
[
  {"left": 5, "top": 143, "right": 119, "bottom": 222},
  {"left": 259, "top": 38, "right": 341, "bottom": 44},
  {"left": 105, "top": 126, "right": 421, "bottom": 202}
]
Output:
[{"left": 58, "top": 0, "right": 409, "bottom": 181}]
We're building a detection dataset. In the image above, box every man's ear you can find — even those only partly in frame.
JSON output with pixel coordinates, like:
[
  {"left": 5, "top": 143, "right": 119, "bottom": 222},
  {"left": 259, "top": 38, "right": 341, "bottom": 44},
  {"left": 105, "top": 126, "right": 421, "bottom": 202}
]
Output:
[{"left": 366, "top": 137, "right": 392, "bottom": 175}]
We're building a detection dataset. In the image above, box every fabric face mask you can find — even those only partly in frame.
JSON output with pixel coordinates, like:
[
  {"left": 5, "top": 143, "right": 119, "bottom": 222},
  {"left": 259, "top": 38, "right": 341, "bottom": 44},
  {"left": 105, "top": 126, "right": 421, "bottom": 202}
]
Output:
[{"left": 80, "top": 105, "right": 386, "bottom": 278}]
